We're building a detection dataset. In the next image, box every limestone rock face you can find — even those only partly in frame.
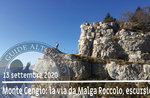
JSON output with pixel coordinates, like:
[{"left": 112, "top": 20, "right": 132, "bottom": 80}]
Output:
[
  {"left": 105, "top": 62, "right": 146, "bottom": 80},
  {"left": 34, "top": 48, "right": 91, "bottom": 79},
  {"left": 92, "top": 37, "right": 121, "bottom": 59},
  {"left": 78, "top": 22, "right": 118, "bottom": 57},
  {"left": 78, "top": 22, "right": 150, "bottom": 62},
  {"left": 105, "top": 61, "right": 150, "bottom": 80},
  {"left": 116, "top": 29, "right": 150, "bottom": 62},
  {"left": 32, "top": 48, "right": 92, "bottom": 98},
  {"left": 77, "top": 21, "right": 150, "bottom": 81},
  {"left": 32, "top": 21, "right": 150, "bottom": 98}
]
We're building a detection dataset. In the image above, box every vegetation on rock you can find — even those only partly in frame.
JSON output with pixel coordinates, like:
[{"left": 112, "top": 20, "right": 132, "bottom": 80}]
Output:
[
  {"left": 103, "top": 13, "right": 116, "bottom": 23},
  {"left": 117, "top": 6, "right": 150, "bottom": 32}
]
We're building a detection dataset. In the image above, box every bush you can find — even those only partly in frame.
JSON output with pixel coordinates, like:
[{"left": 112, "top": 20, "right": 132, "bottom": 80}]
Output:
[{"left": 117, "top": 6, "right": 150, "bottom": 32}]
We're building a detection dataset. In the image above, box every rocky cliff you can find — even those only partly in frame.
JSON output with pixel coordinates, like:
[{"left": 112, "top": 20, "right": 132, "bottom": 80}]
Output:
[
  {"left": 32, "top": 22, "right": 150, "bottom": 98},
  {"left": 77, "top": 21, "right": 150, "bottom": 80},
  {"left": 78, "top": 22, "right": 150, "bottom": 62}
]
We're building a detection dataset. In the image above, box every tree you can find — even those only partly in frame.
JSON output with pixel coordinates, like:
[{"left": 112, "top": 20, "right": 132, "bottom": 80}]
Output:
[
  {"left": 117, "top": 6, "right": 150, "bottom": 32},
  {"left": 142, "top": 6, "right": 150, "bottom": 24},
  {"left": 130, "top": 6, "right": 144, "bottom": 23},
  {"left": 104, "top": 13, "right": 116, "bottom": 23},
  {"left": 118, "top": 10, "right": 133, "bottom": 22}
]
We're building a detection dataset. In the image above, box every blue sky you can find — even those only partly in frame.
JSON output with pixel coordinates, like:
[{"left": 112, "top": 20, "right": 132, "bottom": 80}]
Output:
[{"left": 0, "top": 0, "right": 150, "bottom": 56}]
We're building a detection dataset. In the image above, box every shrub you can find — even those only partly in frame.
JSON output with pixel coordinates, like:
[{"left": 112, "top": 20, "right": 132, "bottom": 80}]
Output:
[{"left": 117, "top": 6, "right": 150, "bottom": 32}]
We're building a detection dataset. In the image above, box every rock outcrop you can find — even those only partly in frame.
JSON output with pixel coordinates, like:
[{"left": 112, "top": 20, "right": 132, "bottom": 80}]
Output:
[
  {"left": 32, "top": 48, "right": 92, "bottom": 98},
  {"left": 34, "top": 48, "right": 91, "bottom": 80},
  {"left": 78, "top": 22, "right": 150, "bottom": 62},
  {"left": 106, "top": 61, "right": 150, "bottom": 80},
  {"left": 32, "top": 21, "right": 150, "bottom": 98}
]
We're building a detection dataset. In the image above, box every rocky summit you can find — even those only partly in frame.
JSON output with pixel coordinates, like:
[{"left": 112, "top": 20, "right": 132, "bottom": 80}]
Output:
[
  {"left": 78, "top": 22, "right": 150, "bottom": 62},
  {"left": 32, "top": 22, "right": 150, "bottom": 98}
]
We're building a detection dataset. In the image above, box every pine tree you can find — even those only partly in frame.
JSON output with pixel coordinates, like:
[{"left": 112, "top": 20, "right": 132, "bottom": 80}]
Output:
[
  {"left": 104, "top": 13, "right": 116, "bottom": 23},
  {"left": 130, "top": 6, "right": 143, "bottom": 23}
]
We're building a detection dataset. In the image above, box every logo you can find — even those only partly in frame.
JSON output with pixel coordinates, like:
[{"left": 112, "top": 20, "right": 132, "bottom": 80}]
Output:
[{"left": 0, "top": 41, "right": 70, "bottom": 98}]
